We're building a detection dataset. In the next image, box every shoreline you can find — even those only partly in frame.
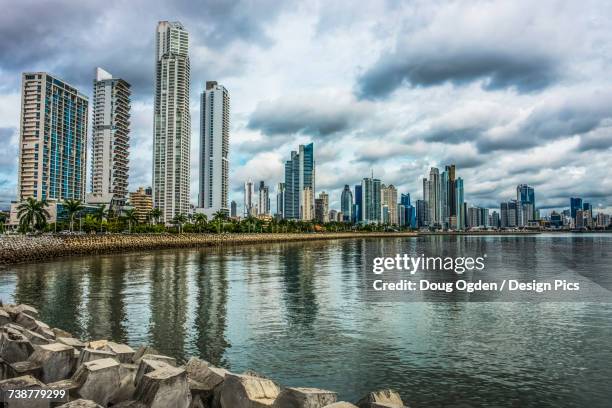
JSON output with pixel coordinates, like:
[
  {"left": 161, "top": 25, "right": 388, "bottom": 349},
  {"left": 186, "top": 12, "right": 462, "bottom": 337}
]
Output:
[{"left": 0, "top": 230, "right": 548, "bottom": 266}]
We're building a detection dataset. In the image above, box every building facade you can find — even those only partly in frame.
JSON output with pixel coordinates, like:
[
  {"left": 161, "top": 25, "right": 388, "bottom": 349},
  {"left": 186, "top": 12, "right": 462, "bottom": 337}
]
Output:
[
  {"left": 199, "top": 81, "right": 229, "bottom": 216},
  {"left": 381, "top": 184, "right": 398, "bottom": 225},
  {"left": 17, "top": 72, "right": 89, "bottom": 203},
  {"left": 276, "top": 183, "right": 285, "bottom": 218},
  {"left": 258, "top": 181, "right": 270, "bottom": 215},
  {"left": 129, "top": 187, "right": 153, "bottom": 223},
  {"left": 244, "top": 179, "right": 255, "bottom": 217},
  {"left": 362, "top": 177, "right": 382, "bottom": 224},
  {"left": 340, "top": 184, "right": 353, "bottom": 222},
  {"left": 88, "top": 68, "right": 130, "bottom": 206},
  {"left": 283, "top": 143, "right": 315, "bottom": 220},
  {"left": 153, "top": 21, "right": 191, "bottom": 222}
]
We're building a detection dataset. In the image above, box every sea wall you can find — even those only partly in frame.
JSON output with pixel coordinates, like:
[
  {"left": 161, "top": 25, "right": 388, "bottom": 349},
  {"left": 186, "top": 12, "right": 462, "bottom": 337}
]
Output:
[
  {"left": 0, "top": 232, "right": 417, "bottom": 265},
  {"left": 0, "top": 303, "right": 408, "bottom": 407}
]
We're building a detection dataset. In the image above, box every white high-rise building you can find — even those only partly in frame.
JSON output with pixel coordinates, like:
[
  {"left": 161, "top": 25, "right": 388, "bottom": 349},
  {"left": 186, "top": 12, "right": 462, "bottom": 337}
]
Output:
[
  {"left": 258, "top": 181, "right": 270, "bottom": 215},
  {"left": 153, "top": 21, "right": 191, "bottom": 222},
  {"left": 199, "top": 81, "right": 229, "bottom": 216},
  {"left": 428, "top": 167, "right": 441, "bottom": 227},
  {"left": 244, "top": 179, "right": 255, "bottom": 217},
  {"left": 88, "top": 67, "right": 130, "bottom": 206}
]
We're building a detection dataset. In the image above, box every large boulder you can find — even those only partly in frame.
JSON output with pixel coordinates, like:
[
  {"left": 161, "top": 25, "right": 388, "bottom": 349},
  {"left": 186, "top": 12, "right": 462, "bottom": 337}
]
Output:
[
  {"left": 0, "top": 375, "right": 48, "bottom": 408},
  {"left": 0, "top": 309, "right": 11, "bottom": 326},
  {"left": 27, "top": 342, "right": 74, "bottom": 383},
  {"left": 23, "top": 329, "right": 52, "bottom": 345},
  {"left": 356, "top": 390, "right": 406, "bottom": 408},
  {"left": 132, "top": 345, "right": 160, "bottom": 364},
  {"left": 215, "top": 373, "right": 281, "bottom": 408},
  {"left": 0, "top": 329, "right": 34, "bottom": 363},
  {"left": 134, "top": 365, "right": 191, "bottom": 408},
  {"left": 134, "top": 358, "right": 173, "bottom": 387},
  {"left": 14, "top": 313, "right": 54, "bottom": 339},
  {"left": 104, "top": 342, "right": 135, "bottom": 363},
  {"left": 47, "top": 378, "right": 80, "bottom": 399},
  {"left": 72, "top": 357, "right": 121, "bottom": 407},
  {"left": 57, "top": 399, "right": 104, "bottom": 407},
  {"left": 0, "top": 360, "right": 42, "bottom": 379},
  {"left": 58, "top": 336, "right": 86, "bottom": 350},
  {"left": 77, "top": 348, "right": 118, "bottom": 366},
  {"left": 272, "top": 387, "right": 337, "bottom": 407},
  {"left": 184, "top": 357, "right": 229, "bottom": 404},
  {"left": 109, "top": 363, "right": 138, "bottom": 405},
  {"left": 6, "top": 304, "right": 39, "bottom": 319}
]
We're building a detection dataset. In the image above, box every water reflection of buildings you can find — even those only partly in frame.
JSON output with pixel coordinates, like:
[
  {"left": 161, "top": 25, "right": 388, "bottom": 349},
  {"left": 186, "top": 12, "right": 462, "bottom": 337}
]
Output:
[
  {"left": 193, "top": 250, "right": 230, "bottom": 367},
  {"left": 280, "top": 244, "right": 319, "bottom": 329}
]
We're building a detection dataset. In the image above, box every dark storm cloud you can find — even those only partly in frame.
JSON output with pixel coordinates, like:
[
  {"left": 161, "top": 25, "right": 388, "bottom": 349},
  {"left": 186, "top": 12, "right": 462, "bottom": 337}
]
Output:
[
  {"left": 0, "top": 0, "right": 289, "bottom": 95},
  {"left": 476, "top": 90, "right": 612, "bottom": 153},
  {"left": 247, "top": 96, "right": 367, "bottom": 137},
  {"left": 356, "top": 49, "right": 560, "bottom": 100}
]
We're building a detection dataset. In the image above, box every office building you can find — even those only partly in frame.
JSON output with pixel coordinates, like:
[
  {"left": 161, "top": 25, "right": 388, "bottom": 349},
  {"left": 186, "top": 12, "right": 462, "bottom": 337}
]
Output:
[
  {"left": 88, "top": 68, "right": 130, "bottom": 207},
  {"left": 230, "top": 200, "right": 237, "bottom": 218},
  {"left": 199, "top": 81, "right": 230, "bottom": 216},
  {"left": 153, "top": 21, "right": 191, "bottom": 222},
  {"left": 340, "top": 184, "right": 353, "bottom": 222},
  {"left": 381, "top": 184, "right": 398, "bottom": 225},
  {"left": 416, "top": 199, "right": 428, "bottom": 228},
  {"left": 362, "top": 176, "right": 382, "bottom": 224},
  {"left": 315, "top": 191, "right": 329, "bottom": 223},
  {"left": 428, "top": 168, "right": 441, "bottom": 227},
  {"left": 516, "top": 184, "right": 535, "bottom": 223},
  {"left": 353, "top": 184, "right": 362, "bottom": 223},
  {"left": 284, "top": 143, "right": 315, "bottom": 220},
  {"left": 276, "top": 183, "right": 285, "bottom": 218},
  {"left": 17, "top": 72, "right": 89, "bottom": 202},
  {"left": 244, "top": 179, "right": 255, "bottom": 217},
  {"left": 446, "top": 164, "right": 456, "bottom": 217},
  {"left": 570, "top": 197, "right": 583, "bottom": 221},
  {"left": 454, "top": 177, "right": 465, "bottom": 230},
  {"left": 258, "top": 181, "right": 270, "bottom": 215}
]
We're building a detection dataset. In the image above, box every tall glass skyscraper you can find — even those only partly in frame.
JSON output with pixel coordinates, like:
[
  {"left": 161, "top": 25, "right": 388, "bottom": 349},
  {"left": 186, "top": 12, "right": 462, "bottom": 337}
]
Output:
[
  {"left": 341, "top": 184, "right": 353, "bottom": 222},
  {"left": 283, "top": 143, "right": 315, "bottom": 220},
  {"left": 199, "top": 81, "right": 229, "bottom": 215},
  {"left": 516, "top": 184, "right": 535, "bottom": 222},
  {"left": 362, "top": 176, "right": 382, "bottom": 224},
  {"left": 353, "top": 184, "right": 362, "bottom": 223},
  {"left": 17, "top": 72, "right": 89, "bottom": 202},
  {"left": 570, "top": 197, "right": 583, "bottom": 221},
  {"left": 455, "top": 177, "right": 465, "bottom": 230},
  {"left": 88, "top": 67, "right": 130, "bottom": 206},
  {"left": 153, "top": 21, "right": 191, "bottom": 222}
]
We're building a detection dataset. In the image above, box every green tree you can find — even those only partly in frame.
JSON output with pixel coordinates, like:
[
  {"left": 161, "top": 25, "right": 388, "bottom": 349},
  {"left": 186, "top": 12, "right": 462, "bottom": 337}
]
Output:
[
  {"left": 173, "top": 213, "right": 187, "bottom": 233},
  {"left": 123, "top": 208, "right": 138, "bottom": 233},
  {"left": 17, "top": 198, "right": 50, "bottom": 233},
  {"left": 149, "top": 208, "right": 162, "bottom": 225},
  {"left": 212, "top": 210, "right": 227, "bottom": 233},
  {"left": 193, "top": 213, "right": 208, "bottom": 232},
  {"left": 63, "top": 199, "right": 84, "bottom": 232}
]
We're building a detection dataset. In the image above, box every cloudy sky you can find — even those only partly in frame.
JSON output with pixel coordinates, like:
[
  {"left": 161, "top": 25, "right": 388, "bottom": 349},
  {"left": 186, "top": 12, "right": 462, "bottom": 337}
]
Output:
[{"left": 1, "top": 0, "right": 611, "bottom": 213}]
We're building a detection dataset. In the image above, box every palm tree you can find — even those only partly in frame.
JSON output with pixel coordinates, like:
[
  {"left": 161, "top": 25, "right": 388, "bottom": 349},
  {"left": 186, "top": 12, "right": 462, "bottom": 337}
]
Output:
[
  {"left": 212, "top": 210, "right": 228, "bottom": 234},
  {"left": 123, "top": 209, "right": 138, "bottom": 233},
  {"left": 63, "top": 199, "right": 84, "bottom": 232},
  {"left": 173, "top": 213, "right": 187, "bottom": 233},
  {"left": 17, "top": 198, "right": 50, "bottom": 233},
  {"left": 149, "top": 208, "right": 162, "bottom": 225},
  {"left": 193, "top": 213, "right": 208, "bottom": 232},
  {"left": 92, "top": 204, "right": 108, "bottom": 223}
]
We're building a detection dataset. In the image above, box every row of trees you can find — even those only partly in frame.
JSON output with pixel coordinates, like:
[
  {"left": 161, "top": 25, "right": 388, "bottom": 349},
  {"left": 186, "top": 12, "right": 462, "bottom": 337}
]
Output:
[{"left": 11, "top": 198, "right": 403, "bottom": 235}]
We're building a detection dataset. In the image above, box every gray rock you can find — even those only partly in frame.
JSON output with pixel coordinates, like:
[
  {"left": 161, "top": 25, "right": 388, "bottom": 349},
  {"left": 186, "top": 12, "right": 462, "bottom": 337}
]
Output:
[
  {"left": 53, "top": 327, "right": 73, "bottom": 338},
  {"left": 134, "top": 365, "right": 191, "bottom": 408},
  {"left": 324, "top": 403, "right": 359, "bottom": 408},
  {"left": 72, "top": 357, "right": 121, "bottom": 407},
  {"left": 23, "top": 328, "right": 52, "bottom": 345},
  {"left": 0, "top": 309, "right": 11, "bottom": 326},
  {"left": 272, "top": 387, "right": 338, "bottom": 408},
  {"left": 215, "top": 373, "right": 280, "bottom": 407},
  {"left": 109, "top": 363, "right": 138, "bottom": 404},
  {"left": 356, "top": 390, "right": 405, "bottom": 408},
  {"left": 27, "top": 342, "right": 75, "bottom": 383},
  {"left": 134, "top": 357, "right": 173, "bottom": 387},
  {"left": 77, "top": 348, "right": 118, "bottom": 366},
  {"left": 57, "top": 399, "right": 104, "bottom": 407},
  {"left": 185, "top": 357, "right": 228, "bottom": 392},
  {"left": 0, "top": 374, "right": 48, "bottom": 408},
  {"left": 112, "top": 400, "right": 148, "bottom": 407},
  {"left": 47, "top": 378, "right": 79, "bottom": 398},
  {"left": 0, "top": 330, "right": 34, "bottom": 363},
  {"left": 132, "top": 345, "right": 160, "bottom": 364},
  {"left": 7, "top": 360, "right": 42, "bottom": 379},
  {"left": 7, "top": 304, "right": 39, "bottom": 319},
  {"left": 104, "top": 341, "right": 135, "bottom": 363},
  {"left": 58, "top": 336, "right": 86, "bottom": 350}
]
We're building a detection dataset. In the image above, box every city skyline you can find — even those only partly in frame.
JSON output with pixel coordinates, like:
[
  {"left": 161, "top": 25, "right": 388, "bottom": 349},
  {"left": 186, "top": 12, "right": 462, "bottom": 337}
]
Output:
[{"left": 1, "top": 1, "right": 611, "bottom": 213}]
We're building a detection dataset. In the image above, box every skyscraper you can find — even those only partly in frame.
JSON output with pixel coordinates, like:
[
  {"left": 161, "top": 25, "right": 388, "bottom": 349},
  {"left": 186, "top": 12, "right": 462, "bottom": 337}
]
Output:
[
  {"left": 428, "top": 167, "right": 441, "bottom": 227},
  {"left": 446, "top": 164, "right": 456, "bottom": 217},
  {"left": 570, "top": 197, "right": 583, "bottom": 221},
  {"left": 88, "top": 68, "right": 130, "bottom": 206},
  {"left": 199, "top": 81, "right": 229, "bottom": 216},
  {"left": 283, "top": 143, "right": 315, "bottom": 220},
  {"left": 258, "top": 181, "right": 270, "bottom": 215},
  {"left": 353, "top": 184, "right": 362, "bottom": 223},
  {"left": 276, "top": 183, "right": 285, "bottom": 218},
  {"left": 362, "top": 176, "right": 382, "bottom": 224},
  {"left": 153, "top": 21, "right": 191, "bottom": 222},
  {"left": 381, "top": 184, "right": 398, "bottom": 225},
  {"left": 244, "top": 179, "right": 255, "bottom": 217},
  {"left": 315, "top": 191, "right": 329, "bottom": 223},
  {"left": 516, "top": 184, "right": 535, "bottom": 223},
  {"left": 340, "top": 184, "right": 353, "bottom": 222},
  {"left": 17, "top": 72, "right": 89, "bottom": 202},
  {"left": 455, "top": 177, "right": 465, "bottom": 230},
  {"left": 230, "top": 200, "right": 237, "bottom": 218}
]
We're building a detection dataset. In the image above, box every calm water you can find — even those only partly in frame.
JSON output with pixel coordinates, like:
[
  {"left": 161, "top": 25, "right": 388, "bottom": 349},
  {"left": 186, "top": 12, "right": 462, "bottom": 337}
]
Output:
[{"left": 1, "top": 234, "right": 611, "bottom": 407}]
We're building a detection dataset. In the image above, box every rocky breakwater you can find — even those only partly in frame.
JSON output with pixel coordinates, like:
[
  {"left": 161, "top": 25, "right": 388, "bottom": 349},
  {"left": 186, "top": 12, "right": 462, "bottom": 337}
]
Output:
[
  {"left": 0, "top": 303, "right": 410, "bottom": 408},
  {"left": 0, "top": 232, "right": 417, "bottom": 265}
]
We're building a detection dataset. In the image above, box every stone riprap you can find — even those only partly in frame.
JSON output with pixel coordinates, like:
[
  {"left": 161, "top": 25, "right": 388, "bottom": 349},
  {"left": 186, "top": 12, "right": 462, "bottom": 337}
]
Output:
[
  {"left": 0, "top": 303, "right": 409, "bottom": 407},
  {"left": 0, "top": 232, "right": 417, "bottom": 265}
]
